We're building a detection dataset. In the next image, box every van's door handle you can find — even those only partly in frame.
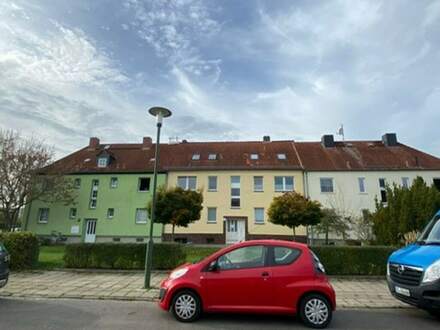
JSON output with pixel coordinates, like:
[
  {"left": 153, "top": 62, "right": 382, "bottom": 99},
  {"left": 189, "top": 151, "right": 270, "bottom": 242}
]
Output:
[{"left": 261, "top": 271, "right": 269, "bottom": 277}]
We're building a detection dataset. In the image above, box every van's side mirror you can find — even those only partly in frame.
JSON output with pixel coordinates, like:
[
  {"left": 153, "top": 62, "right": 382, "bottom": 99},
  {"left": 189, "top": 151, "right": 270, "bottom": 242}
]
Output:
[{"left": 208, "top": 260, "right": 219, "bottom": 272}]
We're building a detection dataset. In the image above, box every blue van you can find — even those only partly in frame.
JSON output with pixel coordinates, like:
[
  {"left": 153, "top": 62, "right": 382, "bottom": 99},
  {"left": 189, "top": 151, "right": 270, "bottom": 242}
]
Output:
[{"left": 387, "top": 210, "right": 440, "bottom": 316}]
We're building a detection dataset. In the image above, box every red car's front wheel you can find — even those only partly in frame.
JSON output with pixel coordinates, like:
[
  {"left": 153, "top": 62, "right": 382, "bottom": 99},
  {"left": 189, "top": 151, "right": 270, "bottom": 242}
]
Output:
[{"left": 171, "top": 290, "right": 201, "bottom": 322}]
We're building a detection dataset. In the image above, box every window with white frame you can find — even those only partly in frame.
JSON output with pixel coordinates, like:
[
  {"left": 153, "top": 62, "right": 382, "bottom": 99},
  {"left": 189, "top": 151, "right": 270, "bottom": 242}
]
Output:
[
  {"left": 208, "top": 153, "right": 217, "bottom": 160},
  {"left": 208, "top": 176, "right": 217, "bottom": 191},
  {"left": 379, "top": 178, "right": 387, "bottom": 203},
  {"left": 402, "top": 177, "right": 410, "bottom": 189},
  {"left": 138, "top": 178, "right": 150, "bottom": 192},
  {"left": 231, "top": 176, "right": 241, "bottom": 208},
  {"left": 69, "top": 208, "right": 77, "bottom": 219},
  {"left": 250, "top": 153, "right": 259, "bottom": 160},
  {"left": 107, "top": 208, "right": 115, "bottom": 219},
  {"left": 253, "top": 176, "right": 264, "bottom": 192},
  {"left": 277, "top": 153, "right": 287, "bottom": 160},
  {"left": 97, "top": 156, "right": 108, "bottom": 168},
  {"left": 110, "top": 177, "right": 118, "bottom": 188},
  {"left": 358, "top": 177, "right": 366, "bottom": 193},
  {"left": 320, "top": 178, "right": 334, "bottom": 193},
  {"left": 38, "top": 208, "right": 49, "bottom": 223},
  {"left": 274, "top": 176, "right": 294, "bottom": 192},
  {"left": 89, "top": 179, "right": 99, "bottom": 209},
  {"left": 254, "top": 208, "right": 265, "bottom": 224},
  {"left": 192, "top": 154, "right": 200, "bottom": 160},
  {"left": 177, "top": 176, "right": 197, "bottom": 190},
  {"left": 135, "top": 208, "right": 148, "bottom": 224},
  {"left": 207, "top": 207, "right": 217, "bottom": 223}
]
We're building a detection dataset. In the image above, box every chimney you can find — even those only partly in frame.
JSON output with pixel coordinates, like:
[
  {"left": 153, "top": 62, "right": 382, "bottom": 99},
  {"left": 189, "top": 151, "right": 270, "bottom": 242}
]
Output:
[
  {"left": 263, "top": 136, "right": 271, "bottom": 142},
  {"left": 382, "top": 133, "right": 398, "bottom": 147},
  {"left": 88, "top": 137, "right": 100, "bottom": 150},
  {"left": 142, "top": 136, "right": 153, "bottom": 149},
  {"left": 321, "top": 134, "right": 335, "bottom": 148}
]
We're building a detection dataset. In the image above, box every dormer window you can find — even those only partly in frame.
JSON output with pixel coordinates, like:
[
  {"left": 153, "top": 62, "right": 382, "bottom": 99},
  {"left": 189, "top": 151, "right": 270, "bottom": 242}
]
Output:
[
  {"left": 250, "top": 153, "right": 259, "bottom": 160},
  {"left": 192, "top": 154, "right": 200, "bottom": 161},
  {"left": 97, "top": 156, "right": 108, "bottom": 168},
  {"left": 277, "top": 153, "right": 287, "bottom": 160},
  {"left": 208, "top": 153, "right": 217, "bottom": 160}
]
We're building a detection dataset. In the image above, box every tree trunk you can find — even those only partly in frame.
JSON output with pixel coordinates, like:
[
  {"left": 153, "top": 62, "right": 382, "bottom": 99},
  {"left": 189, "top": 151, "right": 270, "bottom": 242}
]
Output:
[
  {"left": 292, "top": 227, "right": 296, "bottom": 242},
  {"left": 325, "top": 229, "right": 329, "bottom": 245},
  {"left": 171, "top": 224, "right": 175, "bottom": 243}
]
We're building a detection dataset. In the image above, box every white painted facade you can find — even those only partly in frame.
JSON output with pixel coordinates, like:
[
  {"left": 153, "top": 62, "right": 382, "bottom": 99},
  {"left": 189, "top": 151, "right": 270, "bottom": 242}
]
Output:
[{"left": 305, "top": 170, "right": 440, "bottom": 240}]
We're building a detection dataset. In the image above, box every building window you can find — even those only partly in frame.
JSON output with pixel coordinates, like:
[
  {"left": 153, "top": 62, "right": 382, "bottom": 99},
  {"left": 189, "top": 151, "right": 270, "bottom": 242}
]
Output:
[
  {"left": 89, "top": 179, "right": 99, "bottom": 209},
  {"left": 434, "top": 178, "right": 440, "bottom": 191},
  {"left": 135, "top": 208, "right": 148, "bottom": 224},
  {"left": 110, "top": 177, "right": 118, "bottom": 188},
  {"left": 231, "top": 176, "right": 241, "bottom": 208},
  {"left": 208, "top": 153, "right": 217, "bottom": 160},
  {"left": 254, "top": 208, "right": 265, "bottom": 224},
  {"left": 277, "top": 153, "right": 287, "bottom": 160},
  {"left": 208, "top": 176, "right": 217, "bottom": 191},
  {"left": 138, "top": 178, "right": 151, "bottom": 192},
  {"left": 207, "top": 207, "right": 217, "bottom": 223},
  {"left": 320, "top": 178, "right": 334, "bottom": 193},
  {"left": 379, "top": 178, "right": 387, "bottom": 203},
  {"left": 69, "top": 208, "right": 77, "bottom": 219},
  {"left": 192, "top": 154, "right": 200, "bottom": 160},
  {"left": 177, "top": 176, "right": 197, "bottom": 190},
  {"left": 97, "top": 157, "right": 108, "bottom": 168},
  {"left": 254, "top": 176, "right": 264, "bottom": 192},
  {"left": 250, "top": 153, "right": 259, "bottom": 160},
  {"left": 358, "top": 177, "right": 366, "bottom": 193},
  {"left": 107, "top": 208, "right": 115, "bottom": 219},
  {"left": 274, "top": 176, "right": 294, "bottom": 192},
  {"left": 37, "top": 208, "right": 49, "bottom": 223},
  {"left": 402, "top": 177, "right": 410, "bottom": 189},
  {"left": 74, "top": 178, "right": 81, "bottom": 189}
]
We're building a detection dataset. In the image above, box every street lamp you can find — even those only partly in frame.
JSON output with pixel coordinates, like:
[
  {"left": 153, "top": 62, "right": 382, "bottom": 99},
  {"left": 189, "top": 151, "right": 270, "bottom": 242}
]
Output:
[{"left": 144, "top": 106, "right": 172, "bottom": 288}]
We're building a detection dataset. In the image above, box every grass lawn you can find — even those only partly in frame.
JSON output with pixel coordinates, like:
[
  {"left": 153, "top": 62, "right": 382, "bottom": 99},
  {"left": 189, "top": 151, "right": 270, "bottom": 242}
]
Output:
[{"left": 38, "top": 245, "right": 66, "bottom": 269}]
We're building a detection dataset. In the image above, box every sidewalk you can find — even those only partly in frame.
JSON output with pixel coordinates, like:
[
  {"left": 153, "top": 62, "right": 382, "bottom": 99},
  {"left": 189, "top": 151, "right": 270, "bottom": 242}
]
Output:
[{"left": 0, "top": 270, "right": 408, "bottom": 309}]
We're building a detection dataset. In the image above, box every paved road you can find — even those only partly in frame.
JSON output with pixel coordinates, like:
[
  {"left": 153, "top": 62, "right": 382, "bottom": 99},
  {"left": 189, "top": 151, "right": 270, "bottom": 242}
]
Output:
[{"left": 0, "top": 298, "right": 438, "bottom": 330}]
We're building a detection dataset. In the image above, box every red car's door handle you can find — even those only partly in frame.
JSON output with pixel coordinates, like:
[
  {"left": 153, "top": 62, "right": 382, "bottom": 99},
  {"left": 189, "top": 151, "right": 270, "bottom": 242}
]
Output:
[{"left": 261, "top": 271, "right": 270, "bottom": 277}]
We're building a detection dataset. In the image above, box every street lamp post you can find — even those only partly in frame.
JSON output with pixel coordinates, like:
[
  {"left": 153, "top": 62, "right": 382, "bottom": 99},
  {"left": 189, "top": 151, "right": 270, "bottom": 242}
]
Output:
[{"left": 144, "top": 106, "right": 172, "bottom": 289}]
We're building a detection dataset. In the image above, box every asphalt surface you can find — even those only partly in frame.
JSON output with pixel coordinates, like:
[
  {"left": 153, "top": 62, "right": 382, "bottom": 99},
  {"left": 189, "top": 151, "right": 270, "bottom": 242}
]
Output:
[{"left": 0, "top": 297, "right": 439, "bottom": 330}]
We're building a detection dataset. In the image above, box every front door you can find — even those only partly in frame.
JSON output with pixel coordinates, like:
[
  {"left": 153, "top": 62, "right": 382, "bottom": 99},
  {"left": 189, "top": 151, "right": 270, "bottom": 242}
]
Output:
[
  {"left": 84, "top": 219, "right": 97, "bottom": 243},
  {"left": 202, "top": 245, "right": 273, "bottom": 311},
  {"left": 226, "top": 219, "right": 245, "bottom": 244}
]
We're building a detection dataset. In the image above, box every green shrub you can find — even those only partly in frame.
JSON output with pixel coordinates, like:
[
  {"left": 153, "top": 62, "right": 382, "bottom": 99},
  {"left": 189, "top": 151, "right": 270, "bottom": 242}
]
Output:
[
  {"left": 0, "top": 231, "right": 40, "bottom": 270},
  {"left": 311, "top": 246, "right": 395, "bottom": 276},
  {"left": 64, "top": 243, "right": 186, "bottom": 270},
  {"left": 182, "top": 246, "right": 221, "bottom": 263}
]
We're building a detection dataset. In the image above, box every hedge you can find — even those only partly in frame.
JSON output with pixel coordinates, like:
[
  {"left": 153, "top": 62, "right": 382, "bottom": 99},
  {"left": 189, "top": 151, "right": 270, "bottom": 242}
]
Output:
[
  {"left": 0, "top": 231, "right": 40, "bottom": 270},
  {"left": 64, "top": 243, "right": 186, "bottom": 270},
  {"left": 311, "top": 246, "right": 395, "bottom": 276}
]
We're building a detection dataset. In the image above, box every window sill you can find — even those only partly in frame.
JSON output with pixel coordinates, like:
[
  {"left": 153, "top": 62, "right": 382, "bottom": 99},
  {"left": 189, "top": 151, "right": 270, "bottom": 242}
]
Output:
[
  {"left": 135, "top": 222, "right": 147, "bottom": 225},
  {"left": 38, "top": 221, "right": 48, "bottom": 224},
  {"left": 207, "top": 221, "right": 217, "bottom": 224},
  {"left": 254, "top": 222, "right": 265, "bottom": 225},
  {"left": 358, "top": 192, "right": 368, "bottom": 195},
  {"left": 254, "top": 190, "right": 264, "bottom": 193},
  {"left": 320, "top": 192, "right": 335, "bottom": 194},
  {"left": 230, "top": 207, "right": 241, "bottom": 209},
  {"left": 137, "top": 190, "right": 150, "bottom": 193},
  {"left": 207, "top": 190, "right": 217, "bottom": 192}
]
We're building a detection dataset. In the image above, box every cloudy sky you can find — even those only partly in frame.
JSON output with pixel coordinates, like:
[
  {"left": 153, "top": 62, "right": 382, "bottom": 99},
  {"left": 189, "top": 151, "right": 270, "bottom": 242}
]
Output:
[{"left": 1, "top": 0, "right": 440, "bottom": 158}]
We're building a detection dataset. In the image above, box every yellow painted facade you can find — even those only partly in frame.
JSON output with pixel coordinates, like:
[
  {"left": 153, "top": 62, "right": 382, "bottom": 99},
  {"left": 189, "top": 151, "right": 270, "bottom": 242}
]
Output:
[{"left": 164, "top": 170, "right": 305, "bottom": 237}]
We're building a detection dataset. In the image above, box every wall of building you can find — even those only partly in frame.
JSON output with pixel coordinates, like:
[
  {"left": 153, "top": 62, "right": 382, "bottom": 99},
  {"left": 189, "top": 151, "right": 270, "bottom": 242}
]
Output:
[
  {"left": 25, "top": 173, "right": 166, "bottom": 242},
  {"left": 164, "top": 170, "right": 305, "bottom": 242}
]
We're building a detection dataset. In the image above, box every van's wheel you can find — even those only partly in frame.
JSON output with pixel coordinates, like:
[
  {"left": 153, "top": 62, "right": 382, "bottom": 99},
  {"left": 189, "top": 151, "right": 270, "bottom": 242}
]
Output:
[
  {"left": 299, "top": 294, "right": 332, "bottom": 329},
  {"left": 171, "top": 290, "right": 201, "bottom": 322},
  {"left": 427, "top": 309, "right": 440, "bottom": 320}
]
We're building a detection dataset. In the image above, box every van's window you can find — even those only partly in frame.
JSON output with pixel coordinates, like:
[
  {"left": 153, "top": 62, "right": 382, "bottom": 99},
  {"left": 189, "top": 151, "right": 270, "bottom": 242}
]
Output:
[
  {"left": 0, "top": 244, "right": 4, "bottom": 252},
  {"left": 419, "top": 215, "right": 440, "bottom": 244}
]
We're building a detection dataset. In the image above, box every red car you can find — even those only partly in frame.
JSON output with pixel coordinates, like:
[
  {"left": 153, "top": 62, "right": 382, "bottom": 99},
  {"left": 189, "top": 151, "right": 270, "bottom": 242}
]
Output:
[{"left": 159, "top": 240, "right": 336, "bottom": 328}]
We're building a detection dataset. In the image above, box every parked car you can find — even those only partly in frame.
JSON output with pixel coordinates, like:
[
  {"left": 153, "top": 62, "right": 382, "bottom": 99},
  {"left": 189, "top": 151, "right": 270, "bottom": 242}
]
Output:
[
  {"left": 0, "top": 242, "right": 10, "bottom": 288},
  {"left": 158, "top": 240, "right": 336, "bottom": 329},
  {"left": 387, "top": 210, "right": 440, "bottom": 317}
]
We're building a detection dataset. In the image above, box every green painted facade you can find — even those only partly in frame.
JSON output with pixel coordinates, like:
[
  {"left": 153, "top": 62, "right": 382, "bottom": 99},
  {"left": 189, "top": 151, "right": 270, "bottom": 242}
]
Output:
[{"left": 24, "top": 173, "right": 166, "bottom": 242}]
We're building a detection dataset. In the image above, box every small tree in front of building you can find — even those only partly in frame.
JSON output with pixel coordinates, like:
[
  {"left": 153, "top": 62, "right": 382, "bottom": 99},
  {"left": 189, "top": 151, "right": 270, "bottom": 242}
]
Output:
[
  {"left": 314, "top": 208, "right": 351, "bottom": 245},
  {"left": 150, "top": 186, "right": 203, "bottom": 242},
  {"left": 268, "top": 192, "right": 323, "bottom": 241},
  {"left": 0, "top": 130, "right": 76, "bottom": 232}
]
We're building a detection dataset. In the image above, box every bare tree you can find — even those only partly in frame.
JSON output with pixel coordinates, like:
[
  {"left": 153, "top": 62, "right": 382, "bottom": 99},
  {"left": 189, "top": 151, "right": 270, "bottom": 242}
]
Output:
[{"left": 0, "top": 130, "right": 76, "bottom": 231}]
